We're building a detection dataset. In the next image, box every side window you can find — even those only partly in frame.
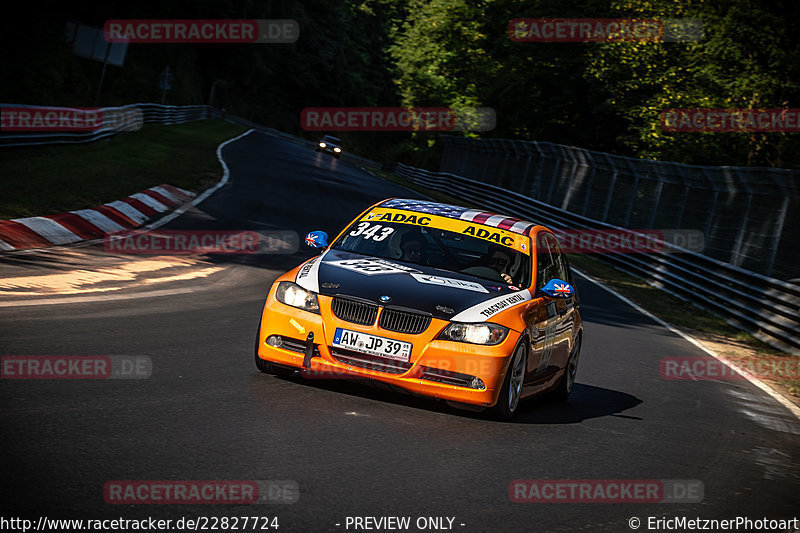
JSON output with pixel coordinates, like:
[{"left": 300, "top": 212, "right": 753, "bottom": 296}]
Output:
[
  {"left": 536, "top": 234, "right": 557, "bottom": 289},
  {"left": 547, "top": 235, "right": 570, "bottom": 282}
]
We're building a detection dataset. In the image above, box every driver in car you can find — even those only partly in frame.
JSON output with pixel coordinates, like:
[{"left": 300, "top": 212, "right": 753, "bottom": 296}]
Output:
[
  {"left": 399, "top": 231, "right": 428, "bottom": 265},
  {"left": 486, "top": 246, "right": 514, "bottom": 284}
]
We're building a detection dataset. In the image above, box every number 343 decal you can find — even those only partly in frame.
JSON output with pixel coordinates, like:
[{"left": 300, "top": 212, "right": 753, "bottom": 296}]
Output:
[{"left": 349, "top": 222, "right": 395, "bottom": 241}]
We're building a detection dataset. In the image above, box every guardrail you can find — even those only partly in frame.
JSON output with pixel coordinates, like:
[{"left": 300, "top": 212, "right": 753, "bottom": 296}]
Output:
[
  {"left": 390, "top": 162, "right": 800, "bottom": 355},
  {"left": 0, "top": 103, "right": 382, "bottom": 170},
  {"left": 0, "top": 103, "right": 210, "bottom": 147},
  {"left": 439, "top": 135, "right": 800, "bottom": 281},
  {"left": 207, "top": 109, "right": 382, "bottom": 170}
]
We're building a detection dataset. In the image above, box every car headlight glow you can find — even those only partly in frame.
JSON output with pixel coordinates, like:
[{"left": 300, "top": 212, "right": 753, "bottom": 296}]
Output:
[
  {"left": 275, "top": 281, "right": 320, "bottom": 314},
  {"left": 438, "top": 322, "right": 508, "bottom": 345},
  {"left": 319, "top": 142, "right": 326, "bottom": 148},
  {"left": 333, "top": 147, "right": 341, "bottom": 152}
]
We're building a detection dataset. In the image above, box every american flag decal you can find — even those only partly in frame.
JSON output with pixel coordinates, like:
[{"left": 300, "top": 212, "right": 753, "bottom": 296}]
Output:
[{"left": 380, "top": 199, "right": 535, "bottom": 235}]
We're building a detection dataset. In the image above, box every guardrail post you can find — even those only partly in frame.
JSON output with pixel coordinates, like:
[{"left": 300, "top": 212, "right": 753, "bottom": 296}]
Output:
[
  {"left": 766, "top": 195, "right": 789, "bottom": 277},
  {"left": 648, "top": 180, "right": 664, "bottom": 228},
  {"left": 601, "top": 170, "right": 618, "bottom": 223},
  {"left": 546, "top": 156, "right": 560, "bottom": 205},
  {"left": 581, "top": 165, "right": 597, "bottom": 217},
  {"left": 701, "top": 169, "right": 719, "bottom": 248},
  {"left": 729, "top": 168, "right": 754, "bottom": 268},
  {"left": 674, "top": 164, "right": 690, "bottom": 228},
  {"left": 519, "top": 143, "right": 534, "bottom": 196},
  {"left": 623, "top": 174, "right": 640, "bottom": 227}
]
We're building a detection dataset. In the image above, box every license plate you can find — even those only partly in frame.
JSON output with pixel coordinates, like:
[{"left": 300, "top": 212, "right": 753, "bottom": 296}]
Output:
[{"left": 332, "top": 328, "right": 412, "bottom": 362}]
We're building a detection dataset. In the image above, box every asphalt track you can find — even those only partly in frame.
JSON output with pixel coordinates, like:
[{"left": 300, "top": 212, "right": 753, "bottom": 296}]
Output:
[{"left": 1, "top": 131, "right": 799, "bottom": 532}]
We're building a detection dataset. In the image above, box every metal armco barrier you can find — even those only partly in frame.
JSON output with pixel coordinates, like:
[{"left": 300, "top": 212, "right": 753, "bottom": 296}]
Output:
[
  {"left": 0, "top": 103, "right": 211, "bottom": 147},
  {"left": 207, "top": 109, "right": 382, "bottom": 170},
  {"left": 390, "top": 162, "right": 800, "bottom": 355},
  {"left": 439, "top": 136, "right": 800, "bottom": 281},
  {"left": 0, "top": 103, "right": 382, "bottom": 170}
]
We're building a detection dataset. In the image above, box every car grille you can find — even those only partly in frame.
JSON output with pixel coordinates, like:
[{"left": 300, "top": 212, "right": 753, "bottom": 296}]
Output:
[
  {"left": 278, "top": 336, "right": 320, "bottom": 356},
  {"left": 379, "top": 308, "right": 431, "bottom": 335},
  {"left": 419, "top": 366, "right": 474, "bottom": 387},
  {"left": 331, "top": 348, "right": 412, "bottom": 375},
  {"left": 331, "top": 297, "right": 378, "bottom": 326}
]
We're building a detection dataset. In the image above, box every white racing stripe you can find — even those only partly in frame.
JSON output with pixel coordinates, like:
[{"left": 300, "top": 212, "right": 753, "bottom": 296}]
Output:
[
  {"left": 71, "top": 209, "right": 126, "bottom": 233},
  {"left": 572, "top": 267, "right": 800, "bottom": 422},
  {"left": 149, "top": 186, "right": 181, "bottom": 204},
  {"left": 146, "top": 130, "right": 255, "bottom": 230},
  {"left": 13, "top": 217, "right": 82, "bottom": 245},
  {"left": 509, "top": 219, "right": 535, "bottom": 233},
  {"left": 295, "top": 252, "right": 326, "bottom": 293},
  {"left": 451, "top": 289, "right": 532, "bottom": 322},
  {"left": 105, "top": 201, "right": 149, "bottom": 224},
  {"left": 130, "top": 192, "right": 168, "bottom": 212}
]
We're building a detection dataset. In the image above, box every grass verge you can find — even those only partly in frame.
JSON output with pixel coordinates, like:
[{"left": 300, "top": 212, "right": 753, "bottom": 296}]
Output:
[
  {"left": 372, "top": 167, "right": 800, "bottom": 404},
  {"left": 0, "top": 120, "right": 247, "bottom": 219}
]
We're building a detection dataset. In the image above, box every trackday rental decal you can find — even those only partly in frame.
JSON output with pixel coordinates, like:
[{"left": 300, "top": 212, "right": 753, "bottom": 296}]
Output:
[
  {"left": 295, "top": 254, "right": 323, "bottom": 292},
  {"left": 410, "top": 273, "right": 489, "bottom": 293},
  {"left": 451, "top": 289, "right": 532, "bottom": 322}
]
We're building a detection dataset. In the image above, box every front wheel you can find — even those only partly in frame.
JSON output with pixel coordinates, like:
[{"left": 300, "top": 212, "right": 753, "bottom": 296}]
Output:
[
  {"left": 553, "top": 336, "right": 581, "bottom": 401},
  {"left": 492, "top": 340, "right": 527, "bottom": 420}
]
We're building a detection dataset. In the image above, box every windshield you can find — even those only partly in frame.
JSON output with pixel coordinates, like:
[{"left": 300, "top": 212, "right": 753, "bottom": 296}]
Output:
[{"left": 333, "top": 220, "right": 530, "bottom": 287}]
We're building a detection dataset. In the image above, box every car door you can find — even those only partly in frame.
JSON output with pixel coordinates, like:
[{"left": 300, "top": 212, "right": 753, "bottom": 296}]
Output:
[
  {"left": 545, "top": 233, "right": 577, "bottom": 372},
  {"left": 523, "top": 232, "right": 563, "bottom": 385}
]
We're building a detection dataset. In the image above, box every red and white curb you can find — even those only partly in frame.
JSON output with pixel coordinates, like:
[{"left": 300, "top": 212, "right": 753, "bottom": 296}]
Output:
[{"left": 0, "top": 184, "right": 195, "bottom": 251}]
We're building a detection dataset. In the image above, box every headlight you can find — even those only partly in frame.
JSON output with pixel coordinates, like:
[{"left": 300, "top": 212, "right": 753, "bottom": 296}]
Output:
[
  {"left": 319, "top": 142, "right": 326, "bottom": 148},
  {"left": 275, "top": 281, "right": 320, "bottom": 314},
  {"left": 333, "top": 147, "right": 341, "bottom": 152},
  {"left": 438, "top": 322, "right": 508, "bottom": 345}
]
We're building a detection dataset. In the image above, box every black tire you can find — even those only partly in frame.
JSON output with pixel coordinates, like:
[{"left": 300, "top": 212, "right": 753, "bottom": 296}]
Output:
[
  {"left": 254, "top": 324, "right": 295, "bottom": 378},
  {"left": 492, "top": 339, "right": 528, "bottom": 420},
  {"left": 553, "top": 336, "right": 581, "bottom": 401}
]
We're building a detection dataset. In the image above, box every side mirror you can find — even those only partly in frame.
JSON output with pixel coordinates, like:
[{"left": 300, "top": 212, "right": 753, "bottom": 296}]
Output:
[
  {"left": 305, "top": 231, "right": 328, "bottom": 249},
  {"left": 539, "top": 279, "right": 574, "bottom": 299}
]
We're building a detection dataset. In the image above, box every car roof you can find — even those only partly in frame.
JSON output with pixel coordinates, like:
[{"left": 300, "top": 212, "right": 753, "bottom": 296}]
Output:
[{"left": 378, "top": 198, "right": 537, "bottom": 236}]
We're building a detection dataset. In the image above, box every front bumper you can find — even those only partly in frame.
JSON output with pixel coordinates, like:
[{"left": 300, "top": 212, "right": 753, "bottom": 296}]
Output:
[{"left": 256, "top": 290, "right": 519, "bottom": 407}]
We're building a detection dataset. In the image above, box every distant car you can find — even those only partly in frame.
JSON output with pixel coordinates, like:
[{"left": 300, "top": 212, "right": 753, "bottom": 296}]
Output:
[
  {"left": 255, "top": 198, "right": 583, "bottom": 419},
  {"left": 315, "top": 135, "right": 342, "bottom": 158}
]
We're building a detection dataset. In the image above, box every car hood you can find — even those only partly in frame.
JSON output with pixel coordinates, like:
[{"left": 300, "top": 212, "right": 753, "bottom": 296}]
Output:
[{"left": 294, "top": 249, "right": 531, "bottom": 322}]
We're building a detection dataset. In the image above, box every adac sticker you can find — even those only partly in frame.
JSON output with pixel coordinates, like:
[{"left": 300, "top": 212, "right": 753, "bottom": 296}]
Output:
[{"left": 361, "top": 208, "right": 528, "bottom": 253}]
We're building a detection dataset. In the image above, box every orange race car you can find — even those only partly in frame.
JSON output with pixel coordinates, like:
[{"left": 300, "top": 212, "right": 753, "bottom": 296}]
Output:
[{"left": 254, "top": 198, "right": 583, "bottom": 419}]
